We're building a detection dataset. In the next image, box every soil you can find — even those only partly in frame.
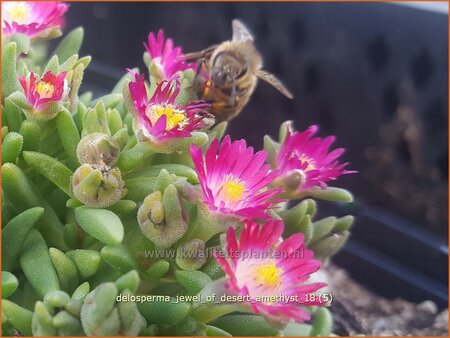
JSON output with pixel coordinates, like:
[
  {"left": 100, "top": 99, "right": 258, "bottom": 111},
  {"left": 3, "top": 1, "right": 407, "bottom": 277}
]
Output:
[{"left": 327, "top": 264, "right": 449, "bottom": 336}]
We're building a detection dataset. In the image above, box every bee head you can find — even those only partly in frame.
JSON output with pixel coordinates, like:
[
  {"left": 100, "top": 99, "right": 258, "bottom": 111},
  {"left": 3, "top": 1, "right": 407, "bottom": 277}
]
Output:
[{"left": 211, "top": 51, "right": 246, "bottom": 86}]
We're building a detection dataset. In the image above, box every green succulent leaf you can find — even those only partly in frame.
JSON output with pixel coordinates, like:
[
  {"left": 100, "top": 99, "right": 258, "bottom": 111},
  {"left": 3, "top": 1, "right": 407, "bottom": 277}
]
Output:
[
  {"left": 75, "top": 206, "right": 124, "bottom": 245},
  {"left": 2, "top": 131, "right": 23, "bottom": 164},
  {"left": 80, "top": 282, "right": 118, "bottom": 335},
  {"left": 310, "top": 217, "right": 337, "bottom": 244},
  {"left": 2, "top": 163, "right": 66, "bottom": 250},
  {"left": 6, "top": 33, "right": 30, "bottom": 55},
  {"left": 2, "top": 42, "right": 22, "bottom": 100},
  {"left": 19, "top": 229, "right": 60, "bottom": 298},
  {"left": 49, "top": 248, "right": 80, "bottom": 294},
  {"left": 2, "top": 299, "right": 33, "bottom": 336},
  {"left": 118, "top": 147, "right": 152, "bottom": 173},
  {"left": 75, "top": 55, "right": 92, "bottom": 69},
  {"left": 59, "top": 54, "right": 79, "bottom": 72},
  {"left": 137, "top": 297, "right": 191, "bottom": 325},
  {"left": 52, "top": 310, "right": 84, "bottom": 335},
  {"left": 54, "top": 27, "right": 84, "bottom": 63},
  {"left": 66, "top": 249, "right": 102, "bottom": 279},
  {"left": 307, "top": 187, "right": 354, "bottom": 203},
  {"left": 22, "top": 151, "right": 74, "bottom": 197},
  {"left": 32, "top": 301, "right": 57, "bottom": 336},
  {"left": 204, "top": 325, "right": 232, "bottom": 336},
  {"left": 201, "top": 258, "right": 226, "bottom": 280},
  {"left": 19, "top": 119, "right": 41, "bottom": 151},
  {"left": 101, "top": 244, "right": 137, "bottom": 273},
  {"left": 279, "top": 199, "right": 308, "bottom": 235},
  {"left": 115, "top": 270, "right": 140, "bottom": 293},
  {"left": 297, "top": 215, "right": 313, "bottom": 244},
  {"left": 175, "top": 270, "right": 212, "bottom": 295},
  {"left": 82, "top": 101, "right": 110, "bottom": 136},
  {"left": 309, "top": 230, "right": 350, "bottom": 261},
  {"left": 69, "top": 63, "right": 85, "bottom": 111},
  {"left": 127, "top": 163, "right": 199, "bottom": 184},
  {"left": 106, "top": 199, "right": 137, "bottom": 215},
  {"left": 209, "top": 315, "right": 280, "bottom": 336},
  {"left": 263, "top": 134, "right": 280, "bottom": 167},
  {"left": 146, "top": 260, "right": 170, "bottom": 278},
  {"left": 279, "top": 120, "right": 294, "bottom": 143},
  {"left": 44, "top": 55, "right": 60, "bottom": 74},
  {"left": 306, "top": 199, "right": 317, "bottom": 218},
  {"left": 116, "top": 290, "right": 146, "bottom": 335},
  {"left": 4, "top": 97, "right": 23, "bottom": 133},
  {"left": 2, "top": 271, "right": 19, "bottom": 299},
  {"left": 72, "top": 282, "right": 90, "bottom": 301},
  {"left": 56, "top": 109, "right": 81, "bottom": 169},
  {"left": 2, "top": 207, "right": 44, "bottom": 271},
  {"left": 310, "top": 307, "right": 333, "bottom": 336},
  {"left": 90, "top": 94, "right": 123, "bottom": 110},
  {"left": 107, "top": 108, "right": 123, "bottom": 135},
  {"left": 283, "top": 322, "right": 313, "bottom": 336},
  {"left": 124, "top": 176, "right": 157, "bottom": 202},
  {"left": 333, "top": 215, "right": 355, "bottom": 232}
]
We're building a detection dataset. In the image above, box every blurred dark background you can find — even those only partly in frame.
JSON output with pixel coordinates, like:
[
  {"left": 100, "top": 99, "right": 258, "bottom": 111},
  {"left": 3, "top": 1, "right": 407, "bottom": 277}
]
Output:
[{"left": 62, "top": 2, "right": 448, "bottom": 307}]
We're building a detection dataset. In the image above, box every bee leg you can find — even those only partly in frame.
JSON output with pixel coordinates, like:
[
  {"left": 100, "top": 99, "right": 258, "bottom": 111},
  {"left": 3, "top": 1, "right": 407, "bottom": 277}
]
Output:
[
  {"left": 229, "top": 83, "right": 237, "bottom": 107},
  {"left": 195, "top": 59, "right": 205, "bottom": 77}
]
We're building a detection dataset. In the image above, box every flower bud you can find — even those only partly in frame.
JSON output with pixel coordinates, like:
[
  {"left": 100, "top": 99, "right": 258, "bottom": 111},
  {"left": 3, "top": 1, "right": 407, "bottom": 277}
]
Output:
[
  {"left": 282, "top": 169, "right": 306, "bottom": 193},
  {"left": 137, "top": 184, "right": 187, "bottom": 248},
  {"left": 70, "top": 164, "right": 126, "bottom": 208},
  {"left": 76, "top": 132, "right": 120, "bottom": 169},
  {"left": 176, "top": 239, "right": 207, "bottom": 270},
  {"left": 174, "top": 179, "right": 202, "bottom": 202}
]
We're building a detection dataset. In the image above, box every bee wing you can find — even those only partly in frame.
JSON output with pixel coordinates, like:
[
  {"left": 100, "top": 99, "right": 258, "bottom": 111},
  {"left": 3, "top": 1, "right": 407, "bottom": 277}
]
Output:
[
  {"left": 256, "top": 70, "right": 294, "bottom": 99},
  {"left": 232, "top": 19, "right": 254, "bottom": 42},
  {"left": 180, "top": 44, "right": 219, "bottom": 62}
]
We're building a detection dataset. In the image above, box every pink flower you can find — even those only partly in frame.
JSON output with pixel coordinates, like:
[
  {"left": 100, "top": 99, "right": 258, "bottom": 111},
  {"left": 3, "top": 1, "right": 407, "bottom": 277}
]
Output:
[
  {"left": 144, "top": 29, "right": 196, "bottom": 80},
  {"left": 2, "top": 2, "right": 69, "bottom": 38},
  {"left": 19, "top": 71, "right": 67, "bottom": 111},
  {"left": 276, "top": 125, "right": 356, "bottom": 191},
  {"left": 128, "top": 71, "right": 210, "bottom": 142},
  {"left": 215, "top": 219, "right": 326, "bottom": 323},
  {"left": 190, "top": 136, "right": 282, "bottom": 219}
]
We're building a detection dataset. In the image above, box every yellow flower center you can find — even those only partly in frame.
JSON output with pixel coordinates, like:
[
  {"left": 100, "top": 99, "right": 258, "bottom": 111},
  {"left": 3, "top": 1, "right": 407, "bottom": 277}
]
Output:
[
  {"left": 35, "top": 81, "right": 56, "bottom": 99},
  {"left": 147, "top": 104, "right": 186, "bottom": 130},
  {"left": 255, "top": 261, "right": 282, "bottom": 287},
  {"left": 6, "top": 2, "right": 31, "bottom": 24},
  {"left": 298, "top": 154, "right": 315, "bottom": 171},
  {"left": 220, "top": 176, "right": 246, "bottom": 202}
]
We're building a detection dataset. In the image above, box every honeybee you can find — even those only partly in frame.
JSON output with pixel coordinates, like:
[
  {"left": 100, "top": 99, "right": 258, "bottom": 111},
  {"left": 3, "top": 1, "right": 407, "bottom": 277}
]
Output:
[{"left": 183, "top": 19, "right": 294, "bottom": 122}]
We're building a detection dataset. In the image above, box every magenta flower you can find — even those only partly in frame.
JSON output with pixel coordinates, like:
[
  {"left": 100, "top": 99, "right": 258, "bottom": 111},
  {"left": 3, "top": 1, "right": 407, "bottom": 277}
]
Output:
[
  {"left": 144, "top": 29, "right": 196, "bottom": 81},
  {"left": 128, "top": 71, "right": 210, "bottom": 143},
  {"left": 2, "top": 2, "right": 69, "bottom": 38},
  {"left": 19, "top": 71, "right": 67, "bottom": 112},
  {"left": 276, "top": 125, "right": 356, "bottom": 191},
  {"left": 215, "top": 219, "right": 326, "bottom": 323},
  {"left": 190, "top": 136, "right": 282, "bottom": 219}
]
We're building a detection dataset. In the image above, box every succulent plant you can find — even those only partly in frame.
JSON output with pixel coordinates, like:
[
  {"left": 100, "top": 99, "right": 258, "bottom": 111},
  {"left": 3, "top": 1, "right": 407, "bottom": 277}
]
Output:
[{"left": 2, "top": 2, "right": 356, "bottom": 336}]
